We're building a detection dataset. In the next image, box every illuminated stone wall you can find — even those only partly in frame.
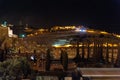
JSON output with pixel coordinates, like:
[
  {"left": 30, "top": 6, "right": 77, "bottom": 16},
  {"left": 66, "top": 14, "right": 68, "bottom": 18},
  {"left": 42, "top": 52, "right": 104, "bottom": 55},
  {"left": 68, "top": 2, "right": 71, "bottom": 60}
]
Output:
[{"left": 0, "top": 26, "right": 8, "bottom": 39}]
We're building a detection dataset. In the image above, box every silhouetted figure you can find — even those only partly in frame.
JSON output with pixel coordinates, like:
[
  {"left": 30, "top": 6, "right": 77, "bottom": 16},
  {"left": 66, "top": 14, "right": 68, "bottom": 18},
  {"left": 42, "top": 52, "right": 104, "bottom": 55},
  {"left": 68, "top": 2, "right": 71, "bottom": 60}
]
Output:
[{"left": 72, "top": 69, "right": 81, "bottom": 80}]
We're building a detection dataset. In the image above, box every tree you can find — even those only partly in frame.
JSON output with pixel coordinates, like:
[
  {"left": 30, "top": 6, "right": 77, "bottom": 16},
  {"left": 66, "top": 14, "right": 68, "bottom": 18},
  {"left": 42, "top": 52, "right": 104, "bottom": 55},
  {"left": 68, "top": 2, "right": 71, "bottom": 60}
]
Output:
[
  {"left": 0, "top": 49, "right": 4, "bottom": 62},
  {"left": 45, "top": 49, "right": 51, "bottom": 71},
  {"left": 60, "top": 50, "right": 68, "bottom": 71},
  {"left": 0, "top": 57, "right": 31, "bottom": 80},
  {"left": 114, "top": 43, "right": 120, "bottom": 67},
  {"left": 70, "top": 35, "right": 81, "bottom": 64},
  {"left": 0, "top": 36, "right": 6, "bottom": 62},
  {"left": 73, "top": 47, "right": 81, "bottom": 64},
  {"left": 18, "top": 57, "right": 31, "bottom": 78}
]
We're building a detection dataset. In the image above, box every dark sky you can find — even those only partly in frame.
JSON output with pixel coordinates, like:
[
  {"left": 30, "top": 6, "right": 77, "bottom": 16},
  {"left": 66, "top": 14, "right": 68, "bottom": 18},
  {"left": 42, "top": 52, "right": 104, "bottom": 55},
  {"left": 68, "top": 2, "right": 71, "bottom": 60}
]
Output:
[{"left": 0, "top": 0, "right": 120, "bottom": 33}]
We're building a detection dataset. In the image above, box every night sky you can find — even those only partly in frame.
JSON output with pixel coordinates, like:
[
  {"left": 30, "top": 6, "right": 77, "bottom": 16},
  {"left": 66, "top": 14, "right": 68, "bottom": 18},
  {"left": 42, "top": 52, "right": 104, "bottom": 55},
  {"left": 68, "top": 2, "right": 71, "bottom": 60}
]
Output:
[{"left": 0, "top": 0, "right": 120, "bottom": 33}]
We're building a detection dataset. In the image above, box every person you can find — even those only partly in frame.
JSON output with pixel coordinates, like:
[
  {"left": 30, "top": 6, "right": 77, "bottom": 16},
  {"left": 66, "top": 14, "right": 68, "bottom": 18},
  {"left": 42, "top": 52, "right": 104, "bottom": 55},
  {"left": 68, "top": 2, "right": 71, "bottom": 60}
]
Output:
[{"left": 72, "top": 69, "right": 81, "bottom": 80}]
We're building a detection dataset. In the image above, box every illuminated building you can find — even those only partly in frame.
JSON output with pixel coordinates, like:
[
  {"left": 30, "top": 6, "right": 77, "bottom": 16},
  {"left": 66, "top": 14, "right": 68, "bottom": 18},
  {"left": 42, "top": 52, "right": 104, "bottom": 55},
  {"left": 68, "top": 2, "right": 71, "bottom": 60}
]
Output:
[
  {"left": 11, "top": 26, "right": 119, "bottom": 64},
  {"left": 0, "top": 25, "right": 17, "bottom": 49},
  {"left": 1, "top": 25, "right": 120, "bottom": 64},
  {"left": 0, "top": 25, "right": 16, "bottom": 38}
]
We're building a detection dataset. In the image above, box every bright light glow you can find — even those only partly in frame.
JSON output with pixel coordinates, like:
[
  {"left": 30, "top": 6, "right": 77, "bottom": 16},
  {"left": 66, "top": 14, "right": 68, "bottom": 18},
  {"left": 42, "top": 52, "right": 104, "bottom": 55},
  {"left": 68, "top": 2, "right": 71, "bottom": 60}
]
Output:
[
  {"left": 103, "top": 43, "right": 118, "bottom": 47},
  {"left": 52, "top": 44, "right": 61, "bottom": 47},
  {"left": 100, "top": 31, "right": 108, "bottom": 34},
  {"left": 87, "top": 30, "right": 95, "bottom": 33},
  {"left": 64, "top": 44, "right": 72, "bottom": 47},
  {"left": 30, "top": 56, "right": 34, "bottom": 60},
  {"left": 1, "top": 21, "right": 7, "bottom": 27},
  {"left": 52, "top": 39, "right": 69, "bottom": 47},
  {"left": 1, "top": 24, "right": 6, "bottom": 27},
  {"left": 75, "top": 27, "right": 86, "bottom": 32},
  {"left": 115, "top": 35, "right": 120, "bottom": 38},
  {"left": 53, "top": 44, "right": 72, "bottom": 48},
  {"left": 113, "top": 44, "right": 118, "bottom": 47},
  {"left": 52, "top": 26, "right": 76, "bottom": 30},
  {"left": 27, "top": 34, "right": 34, "bottom": 37},
  {"left": 8, "top": 27, "right": 13, "bottom": 37},
  {"left": 19, "top": 34, "right": 26, "bottom": 38},
  {"left": 38, "top": 29, "right": 45, "bottom": 32},
  {"left": 75, "top": 28, "right": 81, "bottom": 32},
  {"left": 22, "top": 34, "right": 25, "bottom": 37},
  {"left": 82, "top": 29, "right": 86, "bottom": 32}
]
